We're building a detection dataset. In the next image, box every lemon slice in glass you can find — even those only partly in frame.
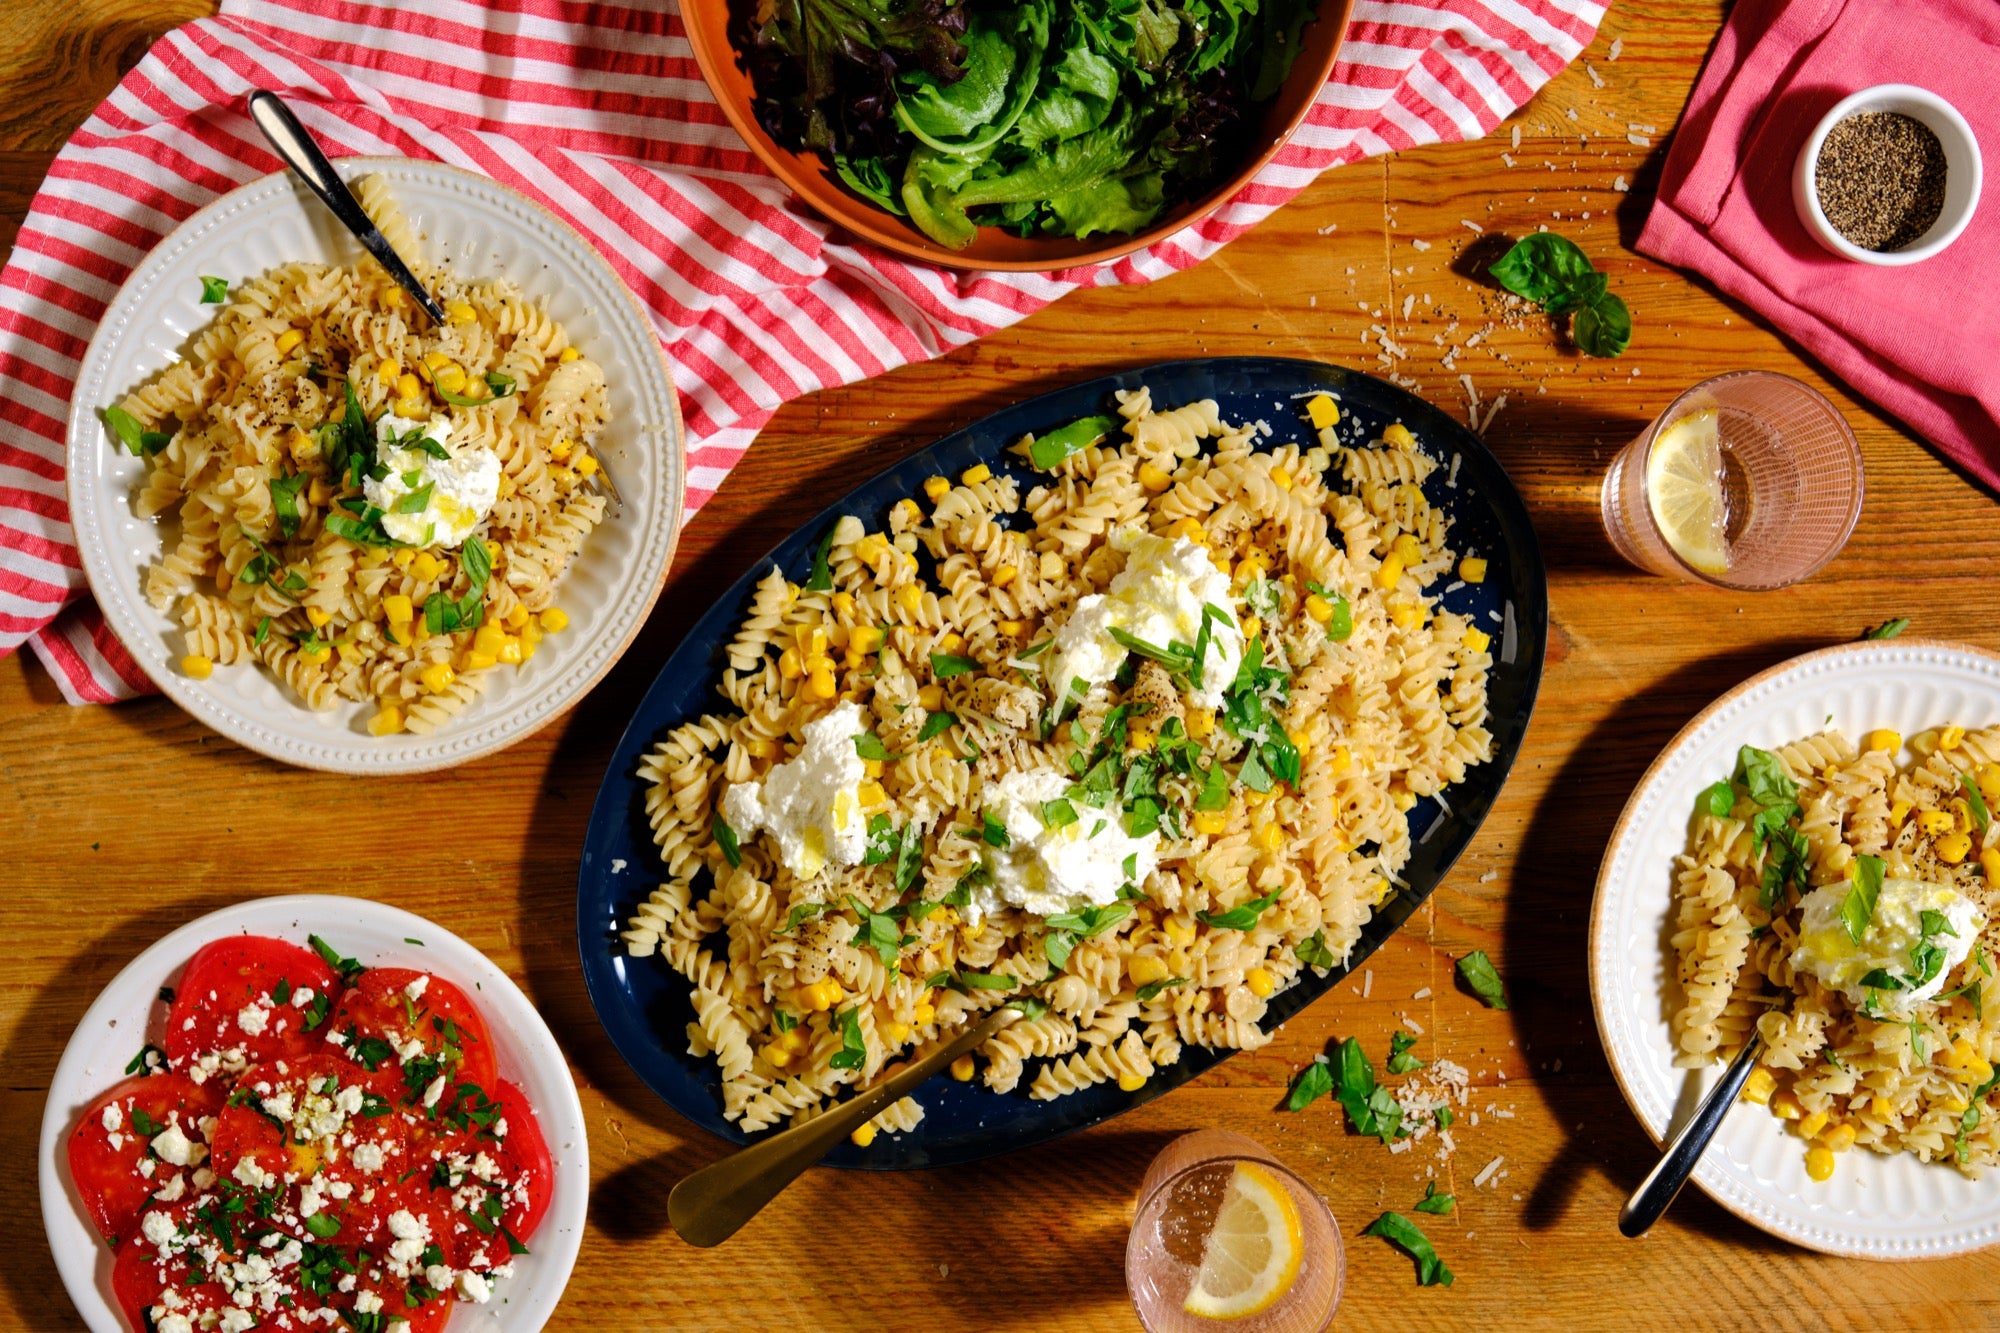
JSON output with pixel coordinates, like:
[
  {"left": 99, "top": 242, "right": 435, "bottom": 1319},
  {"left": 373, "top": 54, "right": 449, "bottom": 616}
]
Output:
[
  {"left": 1645, "top": 408, "right": 1730, "bottom": 576},
  {"left": 1181, "top": 1162, "right": 1305, "bottom": 1321}
]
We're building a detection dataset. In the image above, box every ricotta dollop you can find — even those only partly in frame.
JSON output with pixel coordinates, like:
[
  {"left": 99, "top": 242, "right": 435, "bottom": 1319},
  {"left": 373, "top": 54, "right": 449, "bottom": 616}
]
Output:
[
  {"left": 1791, "top": 876, "right": 1985, "bottom": 1014},
  {"left": 969, "top": 768, "right": 1159, "bottom": 920},
  {"left": 362, "top": 415, "right": 500, "bottom": 549},
  {"left": 1047, "top": 527, "right": 1243, "bottom": 710},
  {"left": 720, "top": 700, "right": 870, "bottom": 881}
]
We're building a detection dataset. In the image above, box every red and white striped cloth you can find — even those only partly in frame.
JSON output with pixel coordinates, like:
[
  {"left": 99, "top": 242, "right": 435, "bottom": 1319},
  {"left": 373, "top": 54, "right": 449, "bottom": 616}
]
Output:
[{"left": 0, "top": 0, "right": 1602, "bottom": 703}]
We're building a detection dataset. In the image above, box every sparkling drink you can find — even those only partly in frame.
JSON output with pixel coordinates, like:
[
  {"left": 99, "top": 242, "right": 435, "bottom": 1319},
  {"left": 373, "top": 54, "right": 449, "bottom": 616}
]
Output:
[
  {"left": 1126, "top": 1131, "right": 1343, "bottom": 1333},
  {"left": 1600, "top": 371, "right": 1863, "bottom": 590}
]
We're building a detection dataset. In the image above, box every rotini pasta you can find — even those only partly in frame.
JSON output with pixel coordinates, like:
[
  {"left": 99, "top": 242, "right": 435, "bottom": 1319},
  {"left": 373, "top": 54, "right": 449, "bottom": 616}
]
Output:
[
  {"left": 109, "top": 175, "right": 610, "bottom": 734},
  {"left": 623, "top": 390, "right": 1494, "bottom": 1136}
]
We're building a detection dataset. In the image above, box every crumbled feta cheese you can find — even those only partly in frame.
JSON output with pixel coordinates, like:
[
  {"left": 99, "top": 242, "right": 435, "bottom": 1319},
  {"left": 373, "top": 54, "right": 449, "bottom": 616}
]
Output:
[
  {"left": 351, "top": 1142, "right": 387, "bottom": 1173},
  {"left": 405, "top": 975, "right": 431, "bottom": 1002},
  {"left": 261, "top": 1091, "right": 295, "bottom": 1123},
  {"left": 354, "top": 1291, "right": 383, "bottom": 1315},
  {"left": 142, "top": 1210, "right": 178, "bottom": 1247},
  {"left": 422, "top": 1075, "right": 449, "bottom": 1109},
  {"left": 457, "top": 1270, "right": 493, "bottom": 1304},
  {"left": 290, "top": 986, "right": 316, "bottom": 1009},
  {"left": 101, "top": 1102, "right": 123, "bottom": 1133},
  {"left": 236, "top": 1004, "right": 269, "bottom": 1037},
  {"left": 152, "top": 1122, "right": 198, "bottom": 1166},
  {"left": 154, "top": 1171, "right": 186, "bottom": 1203}
]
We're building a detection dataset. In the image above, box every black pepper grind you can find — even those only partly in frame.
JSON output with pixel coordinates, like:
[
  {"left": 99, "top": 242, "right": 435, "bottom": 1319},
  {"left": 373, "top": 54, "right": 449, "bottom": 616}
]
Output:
[{"left": 1814, "top": 110, "right": 1948, "bottom": 252}]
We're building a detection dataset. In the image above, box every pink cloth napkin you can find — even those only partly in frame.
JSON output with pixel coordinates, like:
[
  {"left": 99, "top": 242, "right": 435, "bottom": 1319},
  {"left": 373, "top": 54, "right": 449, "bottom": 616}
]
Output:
[{"left": 1638, "top": 0, "right": 2000, "bottom": 486}]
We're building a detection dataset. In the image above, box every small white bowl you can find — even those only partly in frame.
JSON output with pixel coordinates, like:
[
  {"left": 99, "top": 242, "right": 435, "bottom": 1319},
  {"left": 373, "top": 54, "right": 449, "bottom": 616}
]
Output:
[{"left": 1793, "top": 83, "right": 1982, "bottom": 265}]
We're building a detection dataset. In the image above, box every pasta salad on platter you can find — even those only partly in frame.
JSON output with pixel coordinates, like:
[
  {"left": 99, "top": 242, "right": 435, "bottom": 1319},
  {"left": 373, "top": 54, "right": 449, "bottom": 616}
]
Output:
[
  {"left": 1672, "top": 724, "right": 2000, "bottom": 1180},
  {"left": 620, "top": 385, "right": 1496, "bottom": 1140},
  {"left": 105, "top": 175, "right": 611, "bottom": 736}
]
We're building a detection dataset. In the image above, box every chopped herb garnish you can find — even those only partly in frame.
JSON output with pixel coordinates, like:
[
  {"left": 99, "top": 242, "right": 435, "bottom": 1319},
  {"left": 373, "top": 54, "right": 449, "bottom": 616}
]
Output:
[
  {"left": 1840, "top": 855, "right": 1885, "bottom": 946},
  {"left": 1296, "top": 929, "right": 1337, "bottom": 970},
  {"left": 931, "top": 652, "right": 978, "bottom": 678},
  {"left": 1284, "top": 1055, "right": 1333, "bottom": 1111},
  {"left": 853, "top": 730, "right": 892, "bottom": 762},
  {"left": 713, "top": 815, "right": 742, "bottom": 868},
  {"left": 1364, "top": 1211, "right": 1454, "bottom": 1286},
  {"left": 828, "top": 1007, "right": 867, "bottom": 1071},
  {"left": 1699, "top": 780, "right": 1734, "bottom": 818},
  {"left": 303, "top": 1212, "right": 340, "bottom": 1239},
  {"left": 1962, "top": 772, "right": 1991, "bottom": 834},
  {"left": 308, "top": 934, "right": 365, "bottom": 985},
  {"left": 1333, "top": 1037, "right": 1404, "bottom": 1144},
  {"left": 1863, "top": 617, "right": 1910, "bottom": 641},
  {"left": 1386, "top": 1030, "right": 1424, "bottom": 1074},
  {"left": 1027, "top": 413, "right": 1118, "bottom": 470},
  {"left": 199, "top": 275, "right": 229, "bottom": 303},
  {"left": 125, "top": 1044, "right": 167, "bottom": 1077},
  {"left": 917, "top": 711, "right": 956, "bottom": 743},
  {"left": 1135, "top": 976, "right": 1188, "bottom": 1002},
  {"left": 1198, "top": 888, "right": 1282, "bottom": 932},
  {"left": 1456, "top": 950, "right": 1508, "bottom": 1009},
  {"left": 1414, "top": 1181, "right": 1455, "bottom": 1215}
]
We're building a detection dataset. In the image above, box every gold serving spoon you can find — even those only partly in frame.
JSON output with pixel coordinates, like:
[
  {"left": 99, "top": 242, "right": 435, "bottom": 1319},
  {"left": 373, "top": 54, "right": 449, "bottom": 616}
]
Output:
[{"left": 668, "top": 1002, "right": 1029, "bottom": 1247}]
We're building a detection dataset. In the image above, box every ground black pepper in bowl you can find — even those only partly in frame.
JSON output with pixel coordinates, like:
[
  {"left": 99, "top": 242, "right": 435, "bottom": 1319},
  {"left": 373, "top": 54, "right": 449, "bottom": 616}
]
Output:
[{"left": 1815, "top": 111, "right": 1949, "bottom": 251}]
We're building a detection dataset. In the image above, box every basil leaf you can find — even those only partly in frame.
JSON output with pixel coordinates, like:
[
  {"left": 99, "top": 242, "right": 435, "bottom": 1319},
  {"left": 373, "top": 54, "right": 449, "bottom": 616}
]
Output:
[
  {"left": 780, "top": 902, "right": 829, "bottom": 933},
  {"left": 1040, "top": 798, "right": 1078, "bottom": 831},
  {"left": 392, "top": 481, "right": 436, "bottom": 514},
  {"left": 1963, "top": 772, "right": 1991, "bottom": 834},
  {"left": 712, "top": 814, "right": 743, "bottom": 868},
  {"left": 304, "top": 1213, "right": 340, "bottom": 1239},
  {"left": 484, "top": 371, "right": 517, "bottom": 399},
  {"left": 930, "top": 652, "right": 978, "bottom": 678},
  {"left": 827, "top": 1008, "right": 867, "bottom": 1071},
  {"left": 1193, "top": 760, "right": 1231, "bottom": 813},
  {"left": 853, "top": 731, "right": 892, "bottom": 762},
  {"left": 1326, "top": 591, "right": 1353, "bottom": 642},
  {"left": 1042, "top": 929, "right": 1075, "bottom": 970},
  {"left": 917, "top": 711, "right": 956, "bottom": 743},
  {"left": 1028, "top": 414, "right": 1118, "bottom": 470},
  {"left": 1455, "top": 950, "right": 1508, "bottom": 1009},
  {"left": 1414, "top": 1181, "right": 1455, "bottom": 1215},
  {"left": 1488, "top": 232, "right": 1597, "bottom": 306},
  {"left": 1284, "top": 1056, "right": 1333, "bottom": 1111},
  {"left": 1296, "top": 929, "right": 1337, "bottom": 970},
  {"left": 981, "top": 813, "right": 1009, "bottom": 848},
  {"left": 1197, "top": 888, "right": 1282, "bottom": 932},
  {"left": 805, "top": 524, "right": 837, "bottom": 593},
  {"left": 104, "top": 405, "right": 146, "bottom": 455},
  {"left": 1699, "top": 780, "right": 1734, "bottom": 818},
  {"left": 892, "top": 823, "right": 923, "bottom": 894},
  {"left": 1841, "top": 855, "right": 1885, "bottom": 945},
  {"left": 199, "top": 275, "right": 229, "bottom": 303},
  {"left": 1573, "top": 290, "right": 1632, "bottom": 358},
  {"left": 125, "top": 1044, "right": 167, "bottom": 1077},
  {"left": 1734, "top": 746, "right": 1799, "bottom": 808},
  {"left": 1863, "top": 616, "right": 1910, "bottom": 640},
  {"left": 1387, "top": 1030, "right": 1424, "bottom": 1074},
  {"left": 957, "top": 969, "right": 1015, "bottom": 990},
  {"left": 1108, "top": 626, "right": 1190, "bottom": 668},
  {"left": 1364, "top": 1211, "right": 1454, "bottom": 1286},
  {"left": 1135, "top": 976, "right": 1188, "bottom": 1002}
]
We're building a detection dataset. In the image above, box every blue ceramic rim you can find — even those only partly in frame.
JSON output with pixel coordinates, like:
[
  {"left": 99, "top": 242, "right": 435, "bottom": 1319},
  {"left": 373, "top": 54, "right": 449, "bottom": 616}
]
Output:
[{"left": 576, "top": 356, "right": 1549, "bottom": 1170}]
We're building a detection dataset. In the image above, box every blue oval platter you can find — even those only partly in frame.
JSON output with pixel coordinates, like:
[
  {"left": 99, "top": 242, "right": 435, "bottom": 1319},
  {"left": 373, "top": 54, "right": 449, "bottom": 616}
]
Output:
[{"left": 577, "top": 356, "right": 1548, "bottom": 1169}]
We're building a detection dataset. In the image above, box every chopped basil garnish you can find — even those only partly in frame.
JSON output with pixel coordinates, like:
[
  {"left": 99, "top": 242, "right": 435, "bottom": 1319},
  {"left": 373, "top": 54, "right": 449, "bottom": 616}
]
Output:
[
  {"left": 198, "top": 276, "right": 229, "bottom": 303},
  {"left": 1364, "top": 1211, "right": 1454, "bottom": 1286},
  {"left": 1840, "top": 855, "right": 1885, "bottom": 946},
  {"left": 1027, "top": 414, "right": 1117, "bottom": 470},
  {"left": 1135, "top": 976, "right": 1188, "bottom": 1002},
  {"left": 930, "top": 651, "right": 978, "bottom": 678},
  {"left": 308, "top": 934, "right": 365, "bottom": 985},
  {"left": 828, "top": 1007, "right": 867, "bottom": 1071},
  {"left": 1333, "top": 1036, "right": 1404, "bottom": 1143},
  {"left": 1962, "top": 772, "right": 1991, "bottom": 833},
  {"left": 1386, "top": 1030, "right": 1424, "bottom": 1074},
  {"left": 1414, "top": 1181, "right": 1455, "bottom": 1215},
  {"left": 1863, "top": 617, "right": 1910, "bottom": 640},
  {"left": 805, "top": 524, "right": 837, "bottom": 593},
  {"left": 916, "top": 711, "right": 956, "bottom": 743},
  {"left": 1296, "top": 929, "right": 1337, "bottom": 970},
  {"left": 712, "top": 815, "right": 742, "bottom": 868},
  {"left": 303, "top": 1212, "right": 340, "bottom": 1239},
  {"left": 1455, "top": 950, "right": 1508, "bottom": 1009},
  {"left": 1699, "top": 780, "right": 1734, "bottom": 818},
  {"left": 1197, "top": 888, "right": 1282, "bottom": 932},
  {"left": 1284, "top": 1055, "right": 1333, "bottom": 1111}
]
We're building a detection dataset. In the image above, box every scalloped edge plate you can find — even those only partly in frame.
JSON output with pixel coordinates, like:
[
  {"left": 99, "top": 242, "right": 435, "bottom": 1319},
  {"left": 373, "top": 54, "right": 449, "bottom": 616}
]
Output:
[
  {"left": 1591, "top": 638, "right": 2000, "bottom": 1258},
  {"left": 65, "top": 158, "right": 685, "bottom": 773}
]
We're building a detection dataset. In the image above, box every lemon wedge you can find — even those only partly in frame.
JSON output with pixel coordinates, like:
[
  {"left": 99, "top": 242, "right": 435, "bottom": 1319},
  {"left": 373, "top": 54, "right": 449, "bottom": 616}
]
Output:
[
  {"left": 1181, "top": 1162, "right": 1305, "bottom": 1321},
  {"left": 1645, "top": 408, "right": 1730, "bottom": 576}
]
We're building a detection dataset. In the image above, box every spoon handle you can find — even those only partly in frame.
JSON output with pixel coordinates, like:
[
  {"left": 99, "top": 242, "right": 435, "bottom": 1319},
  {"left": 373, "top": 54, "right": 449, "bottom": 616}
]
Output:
[
  {"left": 247, "top": 90, "right": 449, "bottom": 326},
  {"left": 668, "top": 1005, "right": 1020, "bottom": 1247},
  {"left": 1620, "top": 1030, "right": 1764, "bottom": 1238}
]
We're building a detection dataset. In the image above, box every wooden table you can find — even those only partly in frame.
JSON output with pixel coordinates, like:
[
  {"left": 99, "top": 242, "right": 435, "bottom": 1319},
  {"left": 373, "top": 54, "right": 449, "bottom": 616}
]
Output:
[{"left": 7, "top": 2, "right": 1999, "bottom": 1327}]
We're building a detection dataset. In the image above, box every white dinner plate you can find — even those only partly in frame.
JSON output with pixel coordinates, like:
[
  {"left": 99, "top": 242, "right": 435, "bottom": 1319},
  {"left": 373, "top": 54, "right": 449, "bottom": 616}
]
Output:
[
  {"left": 1591, "top": 638, "right": 2000, "bottom": 1258},
  {"left": 39, "top": 895, "right": 589, "bottom": 1330},
  {"left": 66, "top": 158, "right": 685, "bottom": 773}
]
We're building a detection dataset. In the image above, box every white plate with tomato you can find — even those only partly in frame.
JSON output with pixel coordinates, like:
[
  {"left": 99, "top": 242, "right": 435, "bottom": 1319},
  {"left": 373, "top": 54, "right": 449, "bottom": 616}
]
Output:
[{"left": 39, "top": 896, "right": 588, "bottom": 1331}]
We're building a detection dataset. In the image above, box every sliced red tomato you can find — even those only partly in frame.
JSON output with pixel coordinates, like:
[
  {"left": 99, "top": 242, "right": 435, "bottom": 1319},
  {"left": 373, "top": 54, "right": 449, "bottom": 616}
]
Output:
[
  {"left": 165, "top": 935, "right": 340, "bottom": 1069},
  {"left": 207, "top": 1054, "right": 406, "bottom": 1193},
  {"left": 68, "top": 1073, "right": 225, "bottom": 1245},
  {"left": 432, "top": 1080, "right": 554, "bottom": 1270},
  {"left": 110, "top": 1204, "right": 232, "bottom": 1333},
  {"left": 111, "top": 1199, "right": 335, "bottom": 1333},
  {"left": 326, "top": 967, "right": 499, "bottom": 1091}
]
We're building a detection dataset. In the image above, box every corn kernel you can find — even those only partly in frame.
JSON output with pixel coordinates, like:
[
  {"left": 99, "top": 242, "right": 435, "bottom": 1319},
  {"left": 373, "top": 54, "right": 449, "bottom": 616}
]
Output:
[
  {"left": 1391, "top": 534, "right": 1424, "bottom": 566},
  {"left": 992, "top": 564, "right": 1019, "bottom": 589},
  {"left": 468, "top": 625, "right": 504, "bottom": 658},
  {"left": 1116, "top": 1071, "right": 1147, "bottom": 1093},
  {"left": 576, "top": 454, "right": 600, "bottom": 479},
  {"left": 859, "top": 781, "right": 887, "bottom": 807},
  {"left": 1374, "top": 554, "right": 1405, "bottom": 591},
  {"left": 848, "top": 625, "right": 883, "bottom": 656},
  {"left": 939, "top": 632, "right": 964, "bottom": 654},
  {"left": 960, "top": 463, "right": 992, "bottom": 486},
  {"left": 997, "top": 619, "right": 1026, "bottom": 638},
  {"left": 394, "top": 396, "right": 427, "bottom": 420},
  {"left": 392, "top": 548, "right": 415, "bottom": 568},
  {"left": 1284, "top": 728, "right": 1311, "bottom": 760},
  {"left": 918, "top": 683, "right": 944, "bottom": 710},
  {"left": 1128, "top": 955, "right": 1171, "bottom": 987},
  {"left": 1245, "top": 967, "right": 1275, "bottom": 998},
  {"left": 549, "top": 345, "right": 578, "bottom": 364},
  {"left": 894, "top": 498, "right": 923, "bottom": 526},
  {"left": 1942, "top": 724, "right": 1967, "bottom": 752},
  {"left": 1241, "top": 615, "right": 1261, "bottom": 642},
  {"left": 433, "top": 363, "right": 467, "bottom": 396},
  {"left": 1235, "top": 558, "right": 1265, "bottom": 586},
  {"left": 913, "top": 1001, "right": 937, "bottom": 1026},
  {"left": 394, "top": 372, "right": 423, "bottom": 401},
  {"left": 1270, "top": 465, "right": 1294, "bottom": 492},
  {"left": 1138, "top": 461, "right": 1173, "bottom": 492},
  {"left": 1864, "top": 729, "right": 1902, "bottom": 754},
  {"left": 377, "top": 594, "right": 411, "bottom": 626},
  {"left": 180, "top": 653, "right": 214, "bottom": 680},
  {"left": 1167, "top": 516, "right": 1206, "bottom": 544},
  {"left": 1820, "top": 1123, "right": 1857, "bottom": 1153},
  {"left": 1916, "top": 809, "right": 1953, "bottom": 835},
  {"left": 1382, "top": 422, "right": 1416, "bottom": 450},
  {"left": 1937, "top": 831, "right": 1973, "bottom": 864},
  {"left": 1127, "top": 728, "right": 1156, "bottom": 753},
  {"left": 1797, "top": 1109, "right": 1830, "bottom": 1140},
  {"left": 1772, "top": 1090, "right": 1803, "bottom": 1120},
  {"left": 496, "top": 637, "right": 523, "bottom": 666},
  {"left": 1870, "top": 1095, "right": 1896, "bottom": 1119},
  {"left": 1742, "top": 1068, "right": 1776, "bottom": 1105},
  {"left": 1464, "top": 627, "right": 1492, "bottom": 654},
  {"left": 1370, "top": 878, "right": 1393, "bottom": 906},
  {"left": 1253, "top": 823, "right": 1285, "bottom": 853},
  {"left": 549, "top": 438, "right": 573, "bottom": 462},
  {"left": 896, "top": 582, "right": 925, "bottom": 616},
  {"left": 1982, "top": 848, "right": 2000, "bottom": 883},
  {"left": 446, "top": 299, "right": 477, "bottom": 325},
  {"left": 1304, "top": 594, "right": 1334, "bottom": 624},
  {"left": 1193, "top": 810, "right": 1231, "bottom": 836},
  {"left": 950, "top": 1054, "right": 976, "bottom": 1082},
  {"left": 1954, "top": 798, "right": 1975, "bottom": 834},
  {"left": 1392, "top": 789, "right": 1416, "bottom": 812},
  {"left": 763, "top": 1044, "right": 793, "bottom": 1070},
  {"left": 297, "top": 643, "right": 332, "bottom": 666},
  {"left": 460, "top": 650, "right": 495, "bottom": 672},
  {"left": 801, "top": 979, "right": 843, "bottom": 1013},
  {"left": 1460, "top": 556, "right": 1489, "bottom": 584},
  {"left": 808, "top": 664, "right": 836, "bottom": 700},
  {"left": 832, "top": 591, "right": 856, "bottom": 618},
  {"left": 922, "top": 475, "right": 953, "bottom": 505},
  {"left": 411, "top": 552, "right": 447, "bottom": 582},
  {"left": 418, "top": 662, "right": 456, "bottom": 695},
  {"left": 849, "top": 1124, "right": 877, "bottom": 1148},
  {"left": 334, "top": 641, "right": 362, "bottom": 667},
  {"left": 883, "top": 1021, "right": 912, "bottom": 1045},
  {"left": 1389, "top": 600, "right": 1424, "bottom": 630},
  {"left": 1805, "top": 1146, "right": 1836, "bottom": 1182},
  {"left": 302, "top": 606, "right": 330, "bottom": 629},
  {"left": 267, "top": 328, "right": 304, "bottom": 359},
  {"left": 375, "top": 358, "right": 401, "bottom": 385},
  {"left": 1305, "top": 394, "right": 1340, "bottom": 429},
  {"left": 1186, "top": 708, "right": 1215, "bottom": 739}
]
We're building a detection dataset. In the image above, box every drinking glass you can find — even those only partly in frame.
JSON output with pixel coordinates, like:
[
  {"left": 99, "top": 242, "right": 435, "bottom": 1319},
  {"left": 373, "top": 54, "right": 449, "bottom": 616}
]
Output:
[
  {"left": 1125, "top": 1130, "right": 1343, "bottom": 1333},
  {"left": 1599, "top": 370, "right": 1863, "bottom": 589}
]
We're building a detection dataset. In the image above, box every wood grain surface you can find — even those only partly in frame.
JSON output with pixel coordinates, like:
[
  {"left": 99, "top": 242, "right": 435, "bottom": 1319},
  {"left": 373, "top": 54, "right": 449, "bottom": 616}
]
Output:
[{"left": 6, "top": 2, "right": 2000, "bottom": 1328}]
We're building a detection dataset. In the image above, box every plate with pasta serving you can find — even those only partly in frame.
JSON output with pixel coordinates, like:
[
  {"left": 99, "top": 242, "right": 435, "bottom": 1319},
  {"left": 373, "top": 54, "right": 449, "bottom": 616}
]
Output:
[
  {"left": 578, "top": 356, "right": 1547, "bottom": 1167},
  {"left": 65, "top": 157, "right": 684, "bottom": 773},
  {"left": 1592, "top": 638, "right": 2000, "bottom": 1258}
]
